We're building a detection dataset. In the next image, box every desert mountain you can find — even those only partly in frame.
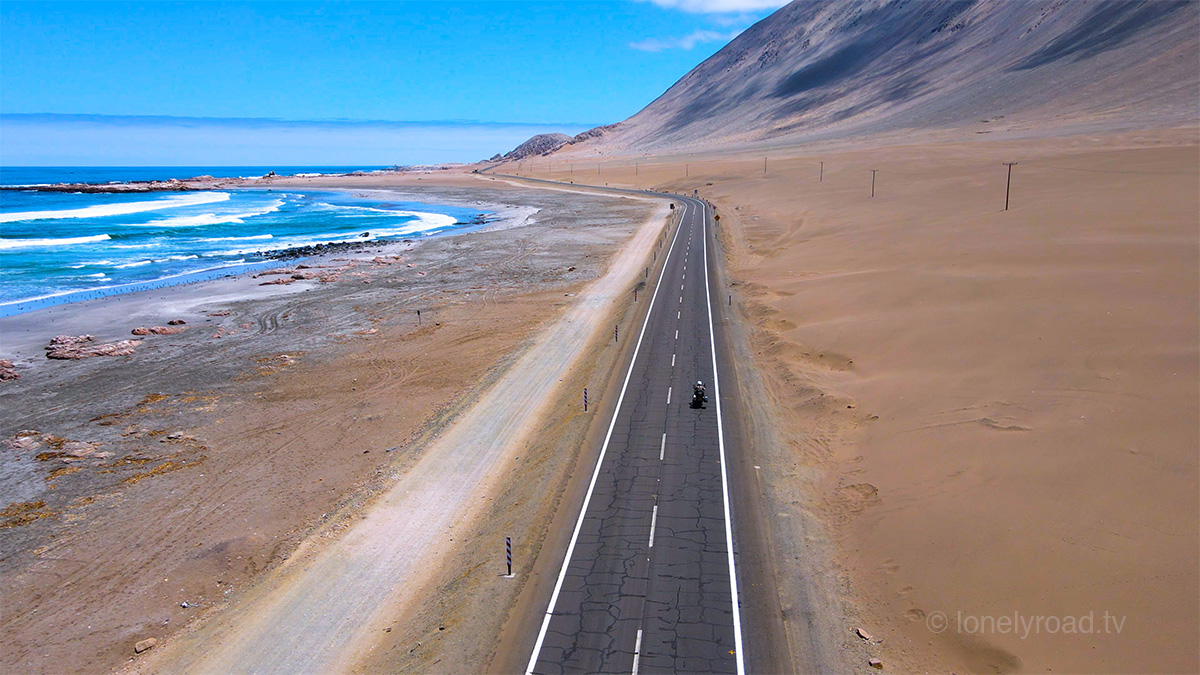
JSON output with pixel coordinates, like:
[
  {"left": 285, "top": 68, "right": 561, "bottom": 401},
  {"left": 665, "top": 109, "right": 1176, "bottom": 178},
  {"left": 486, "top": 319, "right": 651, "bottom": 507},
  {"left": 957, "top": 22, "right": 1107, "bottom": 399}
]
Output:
[
  {"left": 569, "top": 0, "right": 1199, "bottom": 154},
  {"left": 495, "top": 133, "right": 574, "bottom": 161}
]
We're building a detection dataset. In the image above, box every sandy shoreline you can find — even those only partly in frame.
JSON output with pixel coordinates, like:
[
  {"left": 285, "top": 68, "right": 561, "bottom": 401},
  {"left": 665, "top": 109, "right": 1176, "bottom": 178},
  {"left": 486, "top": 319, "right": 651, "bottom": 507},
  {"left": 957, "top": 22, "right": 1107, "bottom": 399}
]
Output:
[{"left": 0, "top": 176, "right": 665, "bottom": 672}]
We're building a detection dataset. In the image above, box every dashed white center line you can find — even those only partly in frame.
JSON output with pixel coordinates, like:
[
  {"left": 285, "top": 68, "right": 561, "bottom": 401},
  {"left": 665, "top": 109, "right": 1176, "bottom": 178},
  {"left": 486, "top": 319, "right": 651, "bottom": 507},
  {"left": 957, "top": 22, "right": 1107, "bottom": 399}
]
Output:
[
  {"left": 679, "top": 296, "right": 683, "bottom": 303},
  {"left": 666, "top": 387, "right": 672, "bottom": 405},
  {"left": 677, "top": 311, "right": 681, "bottom": 319},
  {"left": 648, "top": 504, "right": 659, "bottom": 548},
  {"left": 660, "top": 433, "right": 666, "bottom": 460},
  {"left": 632, "top": 629, "right": 644, "bottom": 675},
  {"left": 674, "top": 330, "right": 678, "bottom": 340},
  {"left": 681, "top": 284, "right": 685, "bottom": 291},
  {"left": 671, "top": 353, "right": 676, "bottom": 367}
]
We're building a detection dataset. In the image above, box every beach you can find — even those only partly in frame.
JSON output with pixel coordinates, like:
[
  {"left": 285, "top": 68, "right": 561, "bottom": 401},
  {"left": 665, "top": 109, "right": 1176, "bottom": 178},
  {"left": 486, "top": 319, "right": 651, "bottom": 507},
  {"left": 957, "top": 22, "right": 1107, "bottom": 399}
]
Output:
[{"left": 0, "top": 176, "right": 668, "bottom": 672}]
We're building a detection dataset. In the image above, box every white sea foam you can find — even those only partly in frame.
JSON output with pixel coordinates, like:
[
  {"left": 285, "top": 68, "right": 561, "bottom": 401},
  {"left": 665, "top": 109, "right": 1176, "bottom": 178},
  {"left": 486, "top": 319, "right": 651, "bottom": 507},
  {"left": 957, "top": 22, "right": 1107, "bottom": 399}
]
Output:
[
  {"left": 68, "top": 260, "right": 119, "bottom": 268},
  {"left": 0, "top": 192, "right": 231, "bottom": 223},
  {"left": 199, "top": 234, "right": 274, "bottom": 243},
  {"left": 0, "top": 234, "right": 112, "bottom": 250},
  {"left": 0, "top": 260, "right": 268, "bottom": 309},
  {"left": 135, "top": 198, "right": 285, "bottom": 228},
  {"left": 313, "top": 203, "right": 458, "bottom": 229},
  {"left": 115, "top": 260, "right": 154, "bottom": 268}
]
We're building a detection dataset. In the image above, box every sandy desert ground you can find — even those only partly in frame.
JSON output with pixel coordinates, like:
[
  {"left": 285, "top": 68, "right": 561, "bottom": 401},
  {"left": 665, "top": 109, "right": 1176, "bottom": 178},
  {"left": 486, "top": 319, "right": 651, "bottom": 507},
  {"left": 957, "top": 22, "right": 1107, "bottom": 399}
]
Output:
[{"left": 517, "top": 126, "right": 1200, "bottom": 673}]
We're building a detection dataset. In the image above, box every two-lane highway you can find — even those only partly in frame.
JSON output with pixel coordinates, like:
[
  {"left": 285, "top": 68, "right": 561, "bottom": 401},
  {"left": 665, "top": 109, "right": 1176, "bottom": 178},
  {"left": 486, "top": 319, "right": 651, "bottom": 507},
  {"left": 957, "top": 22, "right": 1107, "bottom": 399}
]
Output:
[{"left": 527, "top": 197, "right": 743, "bottom": 674}]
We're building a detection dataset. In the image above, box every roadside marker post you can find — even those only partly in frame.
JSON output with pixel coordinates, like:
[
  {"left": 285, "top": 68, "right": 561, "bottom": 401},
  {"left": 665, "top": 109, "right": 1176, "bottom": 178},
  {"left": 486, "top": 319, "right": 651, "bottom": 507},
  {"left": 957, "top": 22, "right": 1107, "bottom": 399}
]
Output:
[
  {"left": 417, "top": 309, "right": 421, "bottom": 325},
  {"left": 1003, "top": 162, "right": 1018, "bottom": 211},
  {"left": 584, "top": 388, "right": 588, "bottom": 412},
  {"left": 820, "top": 161, "right": 824, "bottom": 182},
  {"left": 506, "top": 537, "right": 512, "bottom": 577},
  {"left": 614, "top": 324, "right": 619, "bottom": 342},
  {"left": 870, "top": 169, "right": 878, "bottom": 198}
]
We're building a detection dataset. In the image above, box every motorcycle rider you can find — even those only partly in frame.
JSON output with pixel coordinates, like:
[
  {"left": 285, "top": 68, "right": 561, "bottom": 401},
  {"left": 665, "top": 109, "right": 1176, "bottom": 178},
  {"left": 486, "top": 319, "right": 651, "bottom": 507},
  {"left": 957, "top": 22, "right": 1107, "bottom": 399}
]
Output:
[{"left": 692, "top": 380, "right": 707, "bottom": 406}]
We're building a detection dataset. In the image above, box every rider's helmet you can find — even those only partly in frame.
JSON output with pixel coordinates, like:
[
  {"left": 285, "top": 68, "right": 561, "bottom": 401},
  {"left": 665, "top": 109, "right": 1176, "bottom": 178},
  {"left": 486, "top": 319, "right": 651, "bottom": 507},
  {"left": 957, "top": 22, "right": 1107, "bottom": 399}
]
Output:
[{"left": 696, "top": 380, "right": 703, "bottom": 386}]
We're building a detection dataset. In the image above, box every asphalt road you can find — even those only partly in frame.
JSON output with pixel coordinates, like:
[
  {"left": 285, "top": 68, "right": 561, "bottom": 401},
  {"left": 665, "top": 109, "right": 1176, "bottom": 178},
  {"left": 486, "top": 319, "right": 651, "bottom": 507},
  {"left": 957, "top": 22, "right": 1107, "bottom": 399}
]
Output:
[{"left": 527, "top": 197, "right": 744, "bottom": 674}]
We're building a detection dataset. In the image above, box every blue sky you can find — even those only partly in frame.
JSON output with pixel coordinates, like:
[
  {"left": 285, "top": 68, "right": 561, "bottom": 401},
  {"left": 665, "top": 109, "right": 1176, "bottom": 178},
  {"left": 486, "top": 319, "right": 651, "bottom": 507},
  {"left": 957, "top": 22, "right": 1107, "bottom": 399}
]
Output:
[{"left": 1, "top": 0, "right": 786, "bottom": 165}]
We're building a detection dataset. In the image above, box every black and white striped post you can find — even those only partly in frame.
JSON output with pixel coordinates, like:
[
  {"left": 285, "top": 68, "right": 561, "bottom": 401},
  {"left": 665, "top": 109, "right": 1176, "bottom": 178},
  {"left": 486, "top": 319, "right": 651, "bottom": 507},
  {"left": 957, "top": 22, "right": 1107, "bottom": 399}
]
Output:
[
  {"left": 614, "top": 324, "right": 619, "bottom": 342},
  {"left": 506, "top": 537, "right": 512, "bottom": 577},
  {"left": 584, "top": 388, "right": 588, "bottom": 412}
]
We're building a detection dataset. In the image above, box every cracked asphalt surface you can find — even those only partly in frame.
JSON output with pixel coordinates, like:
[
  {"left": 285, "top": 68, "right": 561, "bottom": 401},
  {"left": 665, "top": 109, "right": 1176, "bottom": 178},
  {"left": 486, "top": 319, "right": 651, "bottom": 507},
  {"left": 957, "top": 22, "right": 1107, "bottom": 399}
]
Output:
[{"left": 532, "top": 198, "right": 738, "bottom": 674}]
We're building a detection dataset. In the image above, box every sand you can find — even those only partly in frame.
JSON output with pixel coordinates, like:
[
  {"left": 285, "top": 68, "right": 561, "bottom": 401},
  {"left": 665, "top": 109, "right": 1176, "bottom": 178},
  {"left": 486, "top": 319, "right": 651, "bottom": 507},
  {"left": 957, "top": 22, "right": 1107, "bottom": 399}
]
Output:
[
  {"left": 515, "top": 127, "right": 1200, "bottom": 673},
  {"left": 0, "top": 179, "right": 665, "bottom": 673}
]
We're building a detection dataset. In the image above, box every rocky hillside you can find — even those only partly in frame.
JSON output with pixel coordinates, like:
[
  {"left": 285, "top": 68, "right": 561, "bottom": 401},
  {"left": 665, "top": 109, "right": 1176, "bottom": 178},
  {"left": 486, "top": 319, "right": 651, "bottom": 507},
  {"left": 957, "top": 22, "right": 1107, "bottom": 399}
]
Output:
[
  {"left": 571, "top": 0, "right": 1199, "bottom": 153},
  {"left": 494, "top": 133, "right": 573, "bottom": 162}
]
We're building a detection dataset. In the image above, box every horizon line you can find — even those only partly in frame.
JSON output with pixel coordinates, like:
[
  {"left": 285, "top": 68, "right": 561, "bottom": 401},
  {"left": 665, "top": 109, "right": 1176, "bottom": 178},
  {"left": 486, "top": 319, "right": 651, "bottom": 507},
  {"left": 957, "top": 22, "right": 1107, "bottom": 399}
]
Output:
[{"left": 2, "top": 112, "right": 605, "bottom": 129}]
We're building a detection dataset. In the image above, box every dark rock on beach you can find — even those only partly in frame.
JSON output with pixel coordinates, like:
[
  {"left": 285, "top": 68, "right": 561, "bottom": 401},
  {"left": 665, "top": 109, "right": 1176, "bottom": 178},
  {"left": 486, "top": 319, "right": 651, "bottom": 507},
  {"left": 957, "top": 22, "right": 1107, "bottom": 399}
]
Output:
[{"left": 45, "top": 335, "right": 141, "bottom": 360}]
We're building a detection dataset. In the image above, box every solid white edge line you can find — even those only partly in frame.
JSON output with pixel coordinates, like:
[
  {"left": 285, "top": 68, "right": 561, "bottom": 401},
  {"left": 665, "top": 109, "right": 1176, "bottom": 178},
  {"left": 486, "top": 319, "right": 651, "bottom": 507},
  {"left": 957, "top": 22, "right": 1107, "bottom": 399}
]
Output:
[
  {"left": 632, "top": 629, "right": 644, "bottom": 675},
  {"left": 701, "top": 198, "right": 746, "bottom": 675},
  {"left": 524, "top": 200, "right": 690, "bottom": 675},
  {"left": 648, "top": 503, "right": 659, "bottom": 548}
]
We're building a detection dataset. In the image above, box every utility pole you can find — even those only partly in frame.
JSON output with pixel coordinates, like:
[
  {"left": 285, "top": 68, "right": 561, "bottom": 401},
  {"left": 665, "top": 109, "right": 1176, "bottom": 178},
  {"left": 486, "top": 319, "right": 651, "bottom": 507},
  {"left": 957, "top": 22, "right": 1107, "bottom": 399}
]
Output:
[
  {"left": 763, "top": 157, "right": 767, "bottom": 174},
  {"left": 870, "top": 169, "right": 878, "bottom": 198},
  {"left": 685, "top": 164, "right": 689, "bottom": 177},
  {"left": 1003, "top": 162, "right": 1018, "bottom": 211},
  {"left": 635, "top": 162, "right": 639, "bottom": 176},
  {"left": 820, "top": 161, "right": 824, "bottom": 182}
]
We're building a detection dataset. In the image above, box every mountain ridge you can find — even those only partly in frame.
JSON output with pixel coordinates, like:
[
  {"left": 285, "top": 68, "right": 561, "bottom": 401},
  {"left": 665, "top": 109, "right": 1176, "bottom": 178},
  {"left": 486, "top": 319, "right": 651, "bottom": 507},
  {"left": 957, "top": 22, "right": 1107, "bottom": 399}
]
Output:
[{"left": 566, "top": 0, "right": 1199, "bottom": 155}]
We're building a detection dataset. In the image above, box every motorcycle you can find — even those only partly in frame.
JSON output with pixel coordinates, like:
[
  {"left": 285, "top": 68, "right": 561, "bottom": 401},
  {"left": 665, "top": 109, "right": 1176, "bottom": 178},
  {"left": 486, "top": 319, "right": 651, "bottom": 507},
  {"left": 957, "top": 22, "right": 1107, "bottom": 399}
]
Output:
[{"left": 690, "top": 385, "right": 708, "bottom": 409}]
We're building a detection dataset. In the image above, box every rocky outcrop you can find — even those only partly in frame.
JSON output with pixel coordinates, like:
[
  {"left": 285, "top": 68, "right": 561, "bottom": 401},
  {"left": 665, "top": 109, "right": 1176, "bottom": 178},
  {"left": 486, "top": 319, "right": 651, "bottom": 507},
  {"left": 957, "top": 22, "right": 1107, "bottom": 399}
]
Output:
[
  {"left": 0, "top": 359, "right": 17, "bottom": 381},
  {"left": 131, "top": 326, "right": 187, "bottom": 336},
  {"left": 501, "top": 133, "right": 573, "bottom": 161},
  {"left": 571, "top": 124, "right": 619, "bottom": 144},
  {"left": 45, "top": 335, "right": 141, "bottom": 360}
]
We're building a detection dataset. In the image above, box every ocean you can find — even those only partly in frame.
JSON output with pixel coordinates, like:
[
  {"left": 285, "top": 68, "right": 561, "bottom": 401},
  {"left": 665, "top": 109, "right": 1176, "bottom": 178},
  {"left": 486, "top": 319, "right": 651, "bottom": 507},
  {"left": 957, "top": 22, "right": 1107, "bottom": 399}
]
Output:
[{"left": 0, "top": 167, "right": 484, "bottom": 317}]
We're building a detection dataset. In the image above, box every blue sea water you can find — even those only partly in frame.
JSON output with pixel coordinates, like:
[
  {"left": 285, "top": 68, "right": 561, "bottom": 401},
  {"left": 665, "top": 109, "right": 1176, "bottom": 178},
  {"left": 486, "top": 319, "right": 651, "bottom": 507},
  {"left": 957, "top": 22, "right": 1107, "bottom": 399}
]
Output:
[{"left": 0, "top": 167, "right": 484, "bottom": 316}]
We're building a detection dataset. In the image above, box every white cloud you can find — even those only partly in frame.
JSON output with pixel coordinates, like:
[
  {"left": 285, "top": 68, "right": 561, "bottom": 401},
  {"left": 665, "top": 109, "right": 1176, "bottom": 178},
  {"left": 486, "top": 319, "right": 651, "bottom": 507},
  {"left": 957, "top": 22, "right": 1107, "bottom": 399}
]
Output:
[
  {"left": 638, "top": 0, "right": 789, "bottom": 13},
  {"left": 709, "top": 12, "right": 766, "bottom": 26},
  {"left": 629, "top": 28, "right": 742, "bottom": 52}
]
